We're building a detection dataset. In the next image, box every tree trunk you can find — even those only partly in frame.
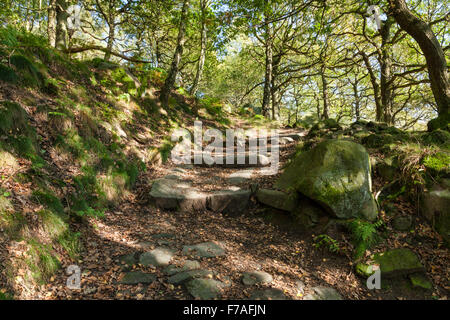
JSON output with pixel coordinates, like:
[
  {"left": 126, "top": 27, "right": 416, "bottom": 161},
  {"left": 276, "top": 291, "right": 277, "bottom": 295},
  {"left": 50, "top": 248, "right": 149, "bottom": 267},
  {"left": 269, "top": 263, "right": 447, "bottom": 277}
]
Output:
[
  {"left": 104, "top": 19, "right": 115, "bottom": 61},
  {"left": 361, "top": 52, "right": 383, "bottom": 121},
  {"left": 352, "top": 80, "right": 361, "bottom": 121},
  {"left": 320, "top": 64, "right": 329, "bottom": 119},
  {"left": 380, "top": 17, "right": 394, "bottom": 124},
  {"left": 388, "top": 0, "right": 449, "bottom": 117},
  {"left": 48, "top": 0, "right": 57, "bottom": 47},
  {"left": 261, "top": 13, "right": 273, "bottom": 118},
  {"left": 55, "top": 0, "right": 68, "bottom": 50},
  {"left": 190, "top": 0, "right": 208, "bottom": 96},
  {"left": 160, "top": 0, "right": 190, "bottom": 107},
  {"left": 271, "top": 55, "right": 281, "bottom": 120}
]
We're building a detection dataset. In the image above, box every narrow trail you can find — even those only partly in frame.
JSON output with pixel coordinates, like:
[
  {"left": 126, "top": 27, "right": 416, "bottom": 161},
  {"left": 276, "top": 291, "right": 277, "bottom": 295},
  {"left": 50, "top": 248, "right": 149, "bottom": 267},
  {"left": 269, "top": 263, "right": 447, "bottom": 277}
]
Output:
[{"left": 43, "top": 128, "right": 434, "bottom": 300}]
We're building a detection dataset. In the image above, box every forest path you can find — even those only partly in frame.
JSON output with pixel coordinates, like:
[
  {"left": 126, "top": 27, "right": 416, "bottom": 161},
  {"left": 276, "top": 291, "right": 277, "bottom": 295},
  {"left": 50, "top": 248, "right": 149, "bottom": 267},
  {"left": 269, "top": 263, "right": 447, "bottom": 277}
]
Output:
[{"left": 43, "top": 127, "right": 433, "bottom": 301}]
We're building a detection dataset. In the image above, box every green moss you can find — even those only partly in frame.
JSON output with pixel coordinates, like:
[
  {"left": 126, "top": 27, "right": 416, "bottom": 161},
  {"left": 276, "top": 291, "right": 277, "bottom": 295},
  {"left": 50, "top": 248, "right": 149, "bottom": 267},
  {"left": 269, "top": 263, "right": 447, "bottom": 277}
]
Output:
[
  {"left": 423, "top": 152, "right": 450, "bottom": 174},
  {"left": 373, "top": 248, "right": 424, "bottom": 277},
  {"left": 26, "top": 239, "right": 61, "bottom": 284},
  {"left": 0, "top": 291, "right": 13, "bottom": 300},
  {"left": 362, "top": 133, "right": 394, "bottom": 148},
  {"left": 32, "top": 190, "right": 65, "bottom": 216},
  {"left": 409, "top": 273, "right": 432, "bottom": 290},
  {"left": 0, "top": 63, "right": 18, "bottom": 83},
  {"left": 355, "top": 263, "right": 376, "bottom": 278},
  {"left": 421, "top": 129, "right": 450, "bottom": 148},
  {"left": 10, "top": 54, "right": 45, "bottom": 88}
]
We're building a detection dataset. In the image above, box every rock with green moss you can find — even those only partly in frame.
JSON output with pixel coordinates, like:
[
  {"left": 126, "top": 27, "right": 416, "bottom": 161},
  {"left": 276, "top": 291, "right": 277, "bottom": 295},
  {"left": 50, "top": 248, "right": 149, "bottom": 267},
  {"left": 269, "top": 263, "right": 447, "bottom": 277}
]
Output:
[
  {"left": 422, "top": 129, "right": 450, "bottom": 148},
  {"left": 276, "top": 139, "right": 378, "bottom": 221},
  {"left": 362, "top": 133, "right": 395, "bottom": 148},
  {"left": 409, "top": 273, "right": 433, "bottom": 290},
  {"left": 421, "top": 183, "right": 450, "bottom": 245},
  {"left": 373, "top": 248, "right": 424, "bottom": 278},
  {"left": 355, "top": 263, "right": 376, "bottom": 277},
  {"left": 255, "top": 189, "right": 298, "bottom": 212},
  {"left": 422, "top": 152, "right": 450, "bottom": 174},
  {"left": 427, "top": 114, "right": 450, "bottom": 132}
]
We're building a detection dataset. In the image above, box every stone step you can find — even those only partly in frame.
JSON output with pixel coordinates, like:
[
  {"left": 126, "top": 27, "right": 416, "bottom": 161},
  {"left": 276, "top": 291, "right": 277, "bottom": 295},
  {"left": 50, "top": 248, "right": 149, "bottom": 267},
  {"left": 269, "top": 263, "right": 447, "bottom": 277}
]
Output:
[
  {"left": 150, "top": 178, "right": 251, "bottom": 213},
  {"left": 188, "top": 154, "right": 273, "bottom": 168}
]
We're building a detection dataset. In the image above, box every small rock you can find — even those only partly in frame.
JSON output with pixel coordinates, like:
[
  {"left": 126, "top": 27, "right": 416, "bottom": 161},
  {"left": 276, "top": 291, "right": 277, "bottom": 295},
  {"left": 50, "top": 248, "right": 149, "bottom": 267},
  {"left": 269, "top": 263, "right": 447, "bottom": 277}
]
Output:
[
  {"left": 392, "top": 215, "right": 413, "bottom": 231},
  {"left": 409, "top": 273, "right": 432, "bottom": 290},
  {"left": 168, "top": 270, "right": 214, "bottom": 285},
  {"left": 250, "top": 288, "right": 289, "bottom": 300},
  {"left": 118, "top": 253, "right": 137, "bottom": 266},
  {"left": 182, "top": 242, "right": 226, "bottom": 258},
  {"left": 296, "top": 280, "right": 306, "bottom": 294},
  {"left": 164, "top": 260, "right": 201, "bottom": 276},
  {"left": 119, "top": 271, "right": 156, "bottom": 285},
  {"left": 139, "top": 247, "right": 175, "bottom": 267},
  {"left": 304, "top": 286, "right": 343, "bottom": 300},
  {"left": 186, "top": 278, "right": 225, "bottom": 300},
  {"left": 255, "top": 189, "right": 297, "bottom": 212},
  {"left": 242, "top": 271, "right": 273, "bottom": 286}
]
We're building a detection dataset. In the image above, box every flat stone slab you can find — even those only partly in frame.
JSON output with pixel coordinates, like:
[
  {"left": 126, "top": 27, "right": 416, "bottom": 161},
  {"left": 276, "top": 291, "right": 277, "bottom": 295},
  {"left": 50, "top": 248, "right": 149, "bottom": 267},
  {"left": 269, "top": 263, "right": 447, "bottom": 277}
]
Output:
[
  {"left": 192, "top": 154, "right": 271, "bottom": 168},
  {"left": 150, "top": 178, "right": 251, "bottom": 214},
  {"left": 164, "top": 260, "right": 201, "bottom": 276},
  {"left": 150, "top": 178, "right": 208, "bottom": 211},
  {"left": 373, "top": 248, "right": 425, "bottom": 278},
  {"left": 186, "top": 278, "right": 226, "bottom": 300},
  {"left": 207, "top": 189, "right": 251, "bottom": 214},
  {"left": 250, "top": 288, "right": 289, "bottom": 300},
  {"left": 139, "top": 247, "right": 175, "bottom": 267},
  {"left": 119, "top": 271, "right": 156, "bottom": 285},
  {"left": 182, "top": 242, "right": 226, "bottom": 258},
  {"left": 168, "top": 269, "right": 214, "bottom": 285},
  {"left": 118, "top": 253, "right": 138, "bottom": 266},
  {"left": 255, "top": 189, "right": 297, "bottom": 212},
  {"left": 242, "top": 271, "right": 273, "bottom": 286},
  {"left": 227, "top": 170, "right": 254, "bottom": 184},
  {"left": 304, "top": 286, "right": 343, "bottom": 300}
]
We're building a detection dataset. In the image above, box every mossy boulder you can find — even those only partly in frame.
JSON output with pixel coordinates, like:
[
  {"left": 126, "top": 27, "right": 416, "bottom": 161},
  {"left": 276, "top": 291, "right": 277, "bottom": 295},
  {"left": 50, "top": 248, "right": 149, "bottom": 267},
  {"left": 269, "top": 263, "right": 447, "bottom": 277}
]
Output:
[
  {"left": 421, "top": 129, "right": 450, "bottom": 148},
  {"left": 362, "top": 133, "right": 395, "bottom": 149},
  {"left": 409, "top": 273, "right": 432, "bottom": 290},
  {"left": 275, "top": 139, "right": 378, "bottom": 221},
  {"left": 373, "top": 248, "right": 424, "bottom": 278},
  {"left": 427, "top": 114, "right": 450, "bottom": 132},
  {"left": 308, "top": 119, "right": 342, "bottom": 138}
]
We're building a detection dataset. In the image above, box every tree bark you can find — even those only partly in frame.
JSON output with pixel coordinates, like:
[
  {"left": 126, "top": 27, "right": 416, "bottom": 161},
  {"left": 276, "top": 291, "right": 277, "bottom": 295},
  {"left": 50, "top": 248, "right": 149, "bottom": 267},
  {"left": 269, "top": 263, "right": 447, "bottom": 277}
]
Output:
[
  {"left": 388, "top": 0, "right": 449, "bottom": 116},
  {"left": 55, "top": 0, "right": 68, "bottom": 50},
  {"left": 190, "top": 0, "right": 208, "bottom": 96},
  {"left": 320, "top": 64, "right": 329, "bottom": 119},
  {"left": 361, "top": 52, "right": 383, "bottom": 122},
  {"left": 380, "top": 17, "right": 395, "bottom": 124},
  {"left": 160, "top": 0, "right": 190, "bottom": 107},
  {"left": 48, "top": 0, "right": 57, "bottom": 47},
  {"left": 261, "top": 10, "right": 273, "bottom": 118},
  {"left": 104, "top": 18, "right": 115, "bottom": 61}
]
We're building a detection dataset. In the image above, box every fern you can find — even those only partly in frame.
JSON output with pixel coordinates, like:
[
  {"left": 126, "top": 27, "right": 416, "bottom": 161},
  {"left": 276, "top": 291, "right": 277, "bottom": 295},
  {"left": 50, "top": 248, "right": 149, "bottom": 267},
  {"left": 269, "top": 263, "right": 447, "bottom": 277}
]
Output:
[
  {"left": 347, "top": 219, "right": 383, "bottom": 259},
  {"left": 314, "top": 234, "right": 340, "bottom": 253}
]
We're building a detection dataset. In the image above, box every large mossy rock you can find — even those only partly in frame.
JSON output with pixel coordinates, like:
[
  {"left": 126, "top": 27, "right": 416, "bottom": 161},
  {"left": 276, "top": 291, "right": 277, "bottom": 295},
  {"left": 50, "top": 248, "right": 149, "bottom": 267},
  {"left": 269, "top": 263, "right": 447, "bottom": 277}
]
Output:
[
  {"left": 427, "top": 114, "right": 450, "bottom": 132},
  {"left": 373, "top": 248, "right": 425, "bottom": 278},
  {"left": 275, "top": 139, "right": 378, "bottom": 221}
]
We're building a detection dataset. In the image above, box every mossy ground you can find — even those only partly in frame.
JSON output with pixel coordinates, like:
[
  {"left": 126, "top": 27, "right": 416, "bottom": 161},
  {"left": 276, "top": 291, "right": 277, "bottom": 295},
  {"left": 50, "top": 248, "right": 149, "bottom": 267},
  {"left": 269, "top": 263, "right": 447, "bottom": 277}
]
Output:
[{"left": 0, "top": 27, "right": 236, "bottom": 298}]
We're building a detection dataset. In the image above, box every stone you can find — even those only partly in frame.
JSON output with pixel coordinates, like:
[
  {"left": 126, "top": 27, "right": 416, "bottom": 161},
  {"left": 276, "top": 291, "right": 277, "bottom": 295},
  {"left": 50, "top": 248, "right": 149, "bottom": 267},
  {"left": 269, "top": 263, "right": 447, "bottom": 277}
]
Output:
[
  {"left": 373, "top": 248, "right": 425, "bottom": 278},
  {"left": 151, "top": 233, "right": 176, "bottom": 240},
  {"left": 119, "top": 271, "right": 156, "bottom": 285},
  {"left": 242, "top": 271, "right": 273, "bottom": 286},
  {"left": 227, "top": 170, "right": 254, "bottom": 184},
  {"left": 392, "top": 215, "right": 413, "bottom": 231},
  {"left": 291, "top": 197, "right": 326, "bottom": 229},
  {"left": 118, "top": 253, "right": 137, "bottom": 266},
  {"left": 164, "top": 260, "right": 201, "bottom": 276},
  {"left": 409, "top": 274, "right": 432, "bottom": 290},
  {"left": 150, "top": 178, "right": 208, "bottom": 211},
  {"left": 421, "top": 183, "right": 450, "bottom": 245},
  {"left": 139, "top": 247, "right": 175, "bottom": 267},
  {"left": 296, "top": 280, "right": 306, "bottom": 294},
  {"left": 250, "top": 288, "right": 289, "bottom": 300},
  {"left": 182, "top": 242, "right": 226, "bottom": 258},
  {"left": 168, "top": 269, "right": 214, "bottom": 285},
  {"left": 186, "top": 278, "right": 225, "bottom": 300},
  {"left": 355, "top": 263, "right": 377, "bottom": 278},
  {"left": 255, "top": 189, "right": 297, "bottom": 212},
  {"left": 276, "top": 139, "right": 378, "bottom": 221},
  {"left": 304, "top": 287, "right": 343, "bottom": 300},
  {"left": 207, "top": 189, "right": 251, "bottom": 214}
]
